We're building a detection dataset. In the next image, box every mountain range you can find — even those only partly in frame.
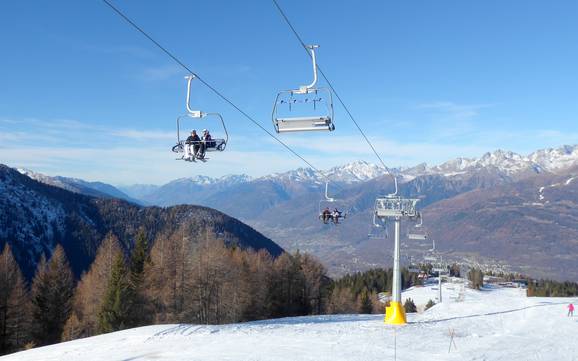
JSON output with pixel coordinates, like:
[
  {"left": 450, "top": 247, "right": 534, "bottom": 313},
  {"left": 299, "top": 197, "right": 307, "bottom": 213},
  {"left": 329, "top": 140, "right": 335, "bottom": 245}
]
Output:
[{"left": 10, "top": 144, "right": 578, "bottom": 281}]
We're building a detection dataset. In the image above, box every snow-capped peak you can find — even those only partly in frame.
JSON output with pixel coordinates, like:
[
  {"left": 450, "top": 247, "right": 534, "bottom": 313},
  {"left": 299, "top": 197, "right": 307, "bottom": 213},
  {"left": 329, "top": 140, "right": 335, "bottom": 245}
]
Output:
[
  {"left": 172, "top": 174, "right": 252, "bottom": 186},
  {"left": 261, "top": 161, "right": 389, "bottom": 184},
  {"left": 528, "top": 145, "right": 578, "bottom": 172},
  {"left": 324, "top": 161, "right": 389, "bottom": 183},
  {"left": 412, "top": 145, "right": 578, "bottom": 178},
  {"left": 262, "top": 167, "right": 322, "bottom": 183}
]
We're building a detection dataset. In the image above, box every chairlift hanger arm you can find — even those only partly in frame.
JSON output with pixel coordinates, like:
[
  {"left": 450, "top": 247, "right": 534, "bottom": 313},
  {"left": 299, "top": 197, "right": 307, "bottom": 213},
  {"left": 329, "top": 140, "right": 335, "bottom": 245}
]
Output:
[
  {"left": 185, "top": 75, "right": 203, "bottom": 117},
  {"left": 324, "top": 181, "right": 335, "bottom": 202},
  {"left": 299, "top": 45, "right": 319, "bottom": 93}
]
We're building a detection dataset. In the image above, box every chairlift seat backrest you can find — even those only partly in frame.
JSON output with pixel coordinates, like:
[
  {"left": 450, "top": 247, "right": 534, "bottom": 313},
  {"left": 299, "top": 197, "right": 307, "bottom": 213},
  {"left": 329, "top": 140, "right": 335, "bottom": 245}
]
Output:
[{"left": 201, "top": 138, "right": 226, "bottom": 152}]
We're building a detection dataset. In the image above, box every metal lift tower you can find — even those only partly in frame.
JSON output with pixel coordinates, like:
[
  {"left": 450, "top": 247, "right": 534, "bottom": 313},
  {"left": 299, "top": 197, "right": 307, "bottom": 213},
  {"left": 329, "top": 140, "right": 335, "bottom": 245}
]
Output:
[{"left": 374, "top": 196, "right": 420, "bottom": 325}]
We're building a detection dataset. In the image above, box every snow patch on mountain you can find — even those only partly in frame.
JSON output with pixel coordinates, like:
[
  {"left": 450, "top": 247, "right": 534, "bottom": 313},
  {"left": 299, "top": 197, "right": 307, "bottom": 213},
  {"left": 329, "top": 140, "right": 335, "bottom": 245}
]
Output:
[{"left": 537, "top": 174, "right": 578, "bottom": 203}]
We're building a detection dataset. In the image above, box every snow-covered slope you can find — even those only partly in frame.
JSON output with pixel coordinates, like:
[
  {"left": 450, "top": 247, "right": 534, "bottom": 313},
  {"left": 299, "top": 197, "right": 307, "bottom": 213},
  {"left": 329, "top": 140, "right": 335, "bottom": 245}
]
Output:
[{"left": 6, "top": 282, "right": 577, "bottom": 361}]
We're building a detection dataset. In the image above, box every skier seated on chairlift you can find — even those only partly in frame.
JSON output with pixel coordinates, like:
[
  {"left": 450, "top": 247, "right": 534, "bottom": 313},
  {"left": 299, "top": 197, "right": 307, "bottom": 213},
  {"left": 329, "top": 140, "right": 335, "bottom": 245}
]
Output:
[
  {"left": 332, "top": 208, "right": 344, "bottom": 224},
  {"left": 185, "top": 130, "right": 202, "bottom": 161},
  {"left": 202, "top": 129, "right": 216, "bottom": 150},
  {"left": 321, "top": 207, "right": 332, "bottom": 224}
]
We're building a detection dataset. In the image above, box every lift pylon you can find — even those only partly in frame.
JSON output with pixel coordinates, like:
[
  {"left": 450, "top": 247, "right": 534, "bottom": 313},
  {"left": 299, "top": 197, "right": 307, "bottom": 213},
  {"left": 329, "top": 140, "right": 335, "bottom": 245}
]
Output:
[{"left": 374, "top": 195, "right": 420, "bottom": 325}]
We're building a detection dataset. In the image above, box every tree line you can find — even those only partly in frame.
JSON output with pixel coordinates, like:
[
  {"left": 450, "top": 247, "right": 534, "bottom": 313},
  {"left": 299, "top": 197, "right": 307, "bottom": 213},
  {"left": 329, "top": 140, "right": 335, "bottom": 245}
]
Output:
[
  {"left": 0, "top": 230, "right": 330, "bottom": 355},
  {"left": 1, "top": 229, "right": 431, "bottom": 355}
]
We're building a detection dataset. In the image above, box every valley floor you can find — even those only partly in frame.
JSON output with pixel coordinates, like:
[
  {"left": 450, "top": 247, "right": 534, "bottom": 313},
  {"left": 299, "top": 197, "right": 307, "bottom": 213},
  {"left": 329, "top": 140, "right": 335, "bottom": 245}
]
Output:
[{"left": 3, "top": 281, "right": 577, "bottom": 361}]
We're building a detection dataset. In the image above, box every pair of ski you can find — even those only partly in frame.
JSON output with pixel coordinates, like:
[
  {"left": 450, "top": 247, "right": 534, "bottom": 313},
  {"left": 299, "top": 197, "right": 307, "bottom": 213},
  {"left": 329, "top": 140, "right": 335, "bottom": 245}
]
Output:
[{"left": 181, "top": 155, "right": 207, "bottom": 162}]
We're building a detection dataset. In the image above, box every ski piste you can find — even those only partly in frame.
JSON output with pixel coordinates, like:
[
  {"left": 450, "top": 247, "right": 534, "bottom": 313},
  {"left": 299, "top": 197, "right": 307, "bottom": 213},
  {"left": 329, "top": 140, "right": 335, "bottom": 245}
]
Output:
[{"left": 6, "top": 281, "right": 577, "bottom": 361}]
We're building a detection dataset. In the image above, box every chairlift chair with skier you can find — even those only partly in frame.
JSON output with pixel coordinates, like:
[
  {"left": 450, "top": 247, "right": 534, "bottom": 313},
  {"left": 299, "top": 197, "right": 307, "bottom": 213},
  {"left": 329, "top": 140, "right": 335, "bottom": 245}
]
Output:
[
  {"left": 319, "top": 182, "right": 347, "bottom": 225},
  {"left": 172, "top": 75, "right": 229, "bottom": 162}
]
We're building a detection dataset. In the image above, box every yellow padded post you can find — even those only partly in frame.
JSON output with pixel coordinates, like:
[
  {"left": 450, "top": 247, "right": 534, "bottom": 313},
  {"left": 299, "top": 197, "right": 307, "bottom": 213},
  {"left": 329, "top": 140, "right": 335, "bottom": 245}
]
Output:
[{"left": 384, "top": 301, "right": 407, "bottom": 325}]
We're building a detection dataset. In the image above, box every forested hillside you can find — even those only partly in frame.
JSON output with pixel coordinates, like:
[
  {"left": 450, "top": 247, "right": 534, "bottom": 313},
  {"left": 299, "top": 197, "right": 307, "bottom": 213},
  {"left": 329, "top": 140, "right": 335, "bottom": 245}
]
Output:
[{"left": 0, "top": 165, "right": 283, "bottom": 280}]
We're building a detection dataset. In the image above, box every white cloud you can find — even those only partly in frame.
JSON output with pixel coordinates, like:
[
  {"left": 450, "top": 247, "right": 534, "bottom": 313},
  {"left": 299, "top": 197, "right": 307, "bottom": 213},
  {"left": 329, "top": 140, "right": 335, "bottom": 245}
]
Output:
[
  {"left": 111, "top": 129, "right": 175, "bottom": 140},
  {"left": 416, "top": 101, "right": 495, "bottom": 120},
  {"left": 139, "top": 64, "right": 183, "bottom": 81}
]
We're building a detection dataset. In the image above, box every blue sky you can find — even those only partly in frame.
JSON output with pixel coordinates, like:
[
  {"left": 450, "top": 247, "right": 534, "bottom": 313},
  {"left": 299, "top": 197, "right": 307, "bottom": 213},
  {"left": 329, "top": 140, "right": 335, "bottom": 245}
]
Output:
[{"left": 1, "top": 0, "right": 578, "bottom": 185}]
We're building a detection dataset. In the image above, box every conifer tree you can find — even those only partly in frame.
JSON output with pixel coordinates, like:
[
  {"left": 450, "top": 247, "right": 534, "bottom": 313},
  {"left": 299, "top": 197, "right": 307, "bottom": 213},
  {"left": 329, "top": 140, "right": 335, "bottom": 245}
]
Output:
[
  {"left": 0, "top": 244, "right": 31, "bottom": 354},
  {"left": 30, "top": 245, "right": 74, "bottom": 346},
  {"left": 63, "top": 233, "right": 122, "bottom": 340},
  {"left": 358, "top": 289, "right": 373, "bottom": 314},
  {"left": 98, "top": 254, "right": 131, "bottom": 333},
  {"left": 300, "top": 254, "right": 328, "bottom": 315},
  {"left": 403, "top": 298, "right": 417, "bottom": 313},
  {"left": 126, "top": 230, "right": 151, "bottom": 327},
  {"left": 268, "top": 252, "right": 307, "bottom": 317},
  {"left": 327, "top": 287, "right": 357, "bottom": 314},
  {"left": 425, "top": 299, "right": 436, "bottom": 310},
  {"left": 239, "top": 249, "right": 273, "bottom": 321},
  {"left": 468, "top": 268, "right": 484, "bottom": 290},
  {"left": 144, "top": 231, "right": 193, "bottom": 323},
  {"left": 129, "top": 231, "right": 149, "bottom": 286}
]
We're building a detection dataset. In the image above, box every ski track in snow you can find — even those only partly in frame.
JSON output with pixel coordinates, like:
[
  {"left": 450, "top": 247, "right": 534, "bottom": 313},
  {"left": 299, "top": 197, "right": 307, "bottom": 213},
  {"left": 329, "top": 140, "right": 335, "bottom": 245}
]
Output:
[{"left": 4, "top": 283, "right": 578, "bottom": 361}]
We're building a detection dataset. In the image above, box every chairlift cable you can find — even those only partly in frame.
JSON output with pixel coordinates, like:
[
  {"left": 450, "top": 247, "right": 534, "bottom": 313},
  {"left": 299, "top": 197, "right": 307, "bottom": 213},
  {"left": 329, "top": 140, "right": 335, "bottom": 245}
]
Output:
[
  {"left": 272, "top": 0, "right": 398, "bottom": 195},
  {"left": 101, "top": 0, "right": 333, "bottom": 183}
]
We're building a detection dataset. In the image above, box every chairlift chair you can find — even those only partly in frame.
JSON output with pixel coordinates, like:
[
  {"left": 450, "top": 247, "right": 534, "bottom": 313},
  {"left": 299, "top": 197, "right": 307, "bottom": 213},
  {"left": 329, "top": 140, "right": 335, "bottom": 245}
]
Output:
[
  {"left": 272, "top": 45, "right": 335, "bottom": 133},
  {"left": 407, "top": 212, "right": 428, "bottom": 240},
  {"left": 319, "top": 182, "right": 347, "bottom": 225},
  {"left": 403, "top": 255, "right": 420, "bottom": 273},
  {"left": 171, "top": 75, "right": 229, "bottom": 162},
  {"left": 374, "top": 196, "right": 420, "bottom": 219},
  {"left": 368, "top": 213, "right": 388, "bottom": 238}
]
